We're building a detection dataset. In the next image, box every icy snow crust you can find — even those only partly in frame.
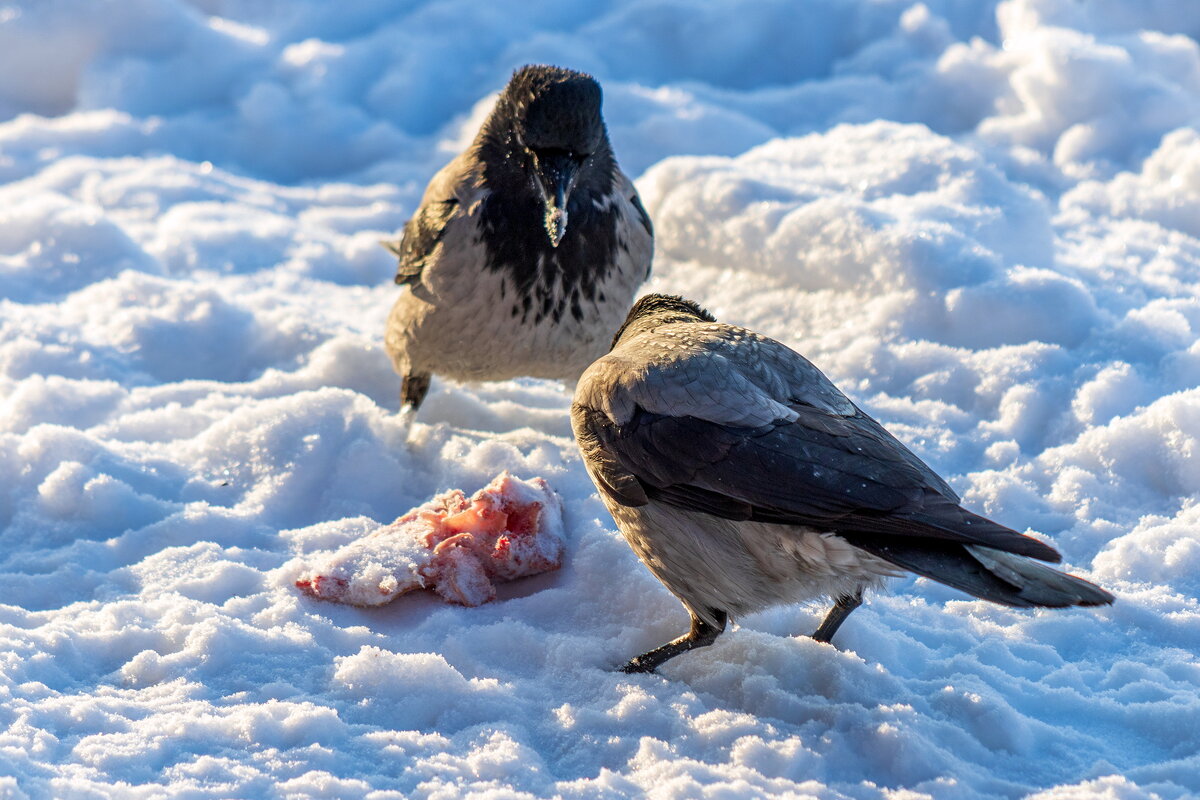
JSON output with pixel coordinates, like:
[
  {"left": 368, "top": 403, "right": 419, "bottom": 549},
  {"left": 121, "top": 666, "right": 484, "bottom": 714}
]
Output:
[{"left": 1, "top": 0, "right": 1198, "bottom": 797}]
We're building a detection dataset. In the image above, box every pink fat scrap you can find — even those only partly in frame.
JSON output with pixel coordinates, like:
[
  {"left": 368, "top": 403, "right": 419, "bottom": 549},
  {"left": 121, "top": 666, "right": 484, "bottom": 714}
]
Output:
[{"left": 294, "top": 472, "right": 565, "bottom": 607}]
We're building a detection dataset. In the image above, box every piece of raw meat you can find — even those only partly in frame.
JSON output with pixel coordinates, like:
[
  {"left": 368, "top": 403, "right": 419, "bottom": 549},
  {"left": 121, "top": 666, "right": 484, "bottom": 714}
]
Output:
[{"left": 294, "top": 472, "right": 564, "bottom": 607}]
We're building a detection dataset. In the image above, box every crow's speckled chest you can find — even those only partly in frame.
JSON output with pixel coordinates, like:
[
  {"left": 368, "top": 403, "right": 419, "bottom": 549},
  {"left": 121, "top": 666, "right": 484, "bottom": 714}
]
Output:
[{"left": 386, "top": 178, "right": 652, "bottom": 382}]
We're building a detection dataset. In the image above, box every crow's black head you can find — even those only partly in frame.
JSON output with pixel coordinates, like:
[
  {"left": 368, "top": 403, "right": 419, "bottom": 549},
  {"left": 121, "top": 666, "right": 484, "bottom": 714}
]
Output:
[
  {"left": 480, "top": 65, "right": 615, "bottom": 248},
  {"left": 611, "top": 294, "right": 717, "bottom": 348},
  {"left": 505, "top": 65, "right": 605, "bottom": 156},
  {"left": 473, "top": 66, "right": 633, "bottom": 327}
]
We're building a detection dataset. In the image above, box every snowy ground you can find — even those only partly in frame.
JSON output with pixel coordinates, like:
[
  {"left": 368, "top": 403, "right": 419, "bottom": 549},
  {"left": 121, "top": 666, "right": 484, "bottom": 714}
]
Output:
[{"left": 1, "top": 1, "right": 1199, "bottom": 797}]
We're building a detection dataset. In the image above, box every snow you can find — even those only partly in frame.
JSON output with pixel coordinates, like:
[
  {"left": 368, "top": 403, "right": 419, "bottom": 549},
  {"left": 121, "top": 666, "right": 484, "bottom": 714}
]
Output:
[{"left": 1, "top": 0, "right": 1198, "bottom": 797}]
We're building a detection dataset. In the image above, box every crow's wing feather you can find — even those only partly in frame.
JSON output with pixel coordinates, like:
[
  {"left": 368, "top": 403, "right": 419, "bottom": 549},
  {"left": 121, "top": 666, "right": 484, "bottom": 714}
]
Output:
[
  {"left": 629, "top": 191, "right": 654, "bottom": 281},
  {"left": 385, "top": 155, "right": 478, "bottom": 286},
  {"left": 579, "top": 405, "right": 1059, "bottom": 561},
  {"left": 572, "top": 327, "right": 1060, "bottom": 562},
  {"left": 389, "top": 199, "right": 458, "bottom": 286}
]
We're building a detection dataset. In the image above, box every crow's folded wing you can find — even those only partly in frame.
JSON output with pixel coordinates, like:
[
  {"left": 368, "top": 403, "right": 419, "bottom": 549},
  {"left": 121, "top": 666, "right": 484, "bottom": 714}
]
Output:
[
  {"left": 613, "top": 169, "right": 654, "bottom": 282},
  {"left": 384, "top": 155, "right": 476, "bottom": 286},
  {"left": 386, "top": 199, "right": 459, "bottom": 286},
  {"left": 572, "top": 400, "right": 1061, "bottom": 563}
]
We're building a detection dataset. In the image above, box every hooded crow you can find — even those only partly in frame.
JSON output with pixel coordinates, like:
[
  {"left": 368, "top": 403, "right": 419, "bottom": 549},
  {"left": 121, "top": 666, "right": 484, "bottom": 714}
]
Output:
[
  {"left": 572, "top": 294, "right": 1114, "bottom": 674},
  {"left": 382, "top": 65, "right": 653, "bottom": 410}
]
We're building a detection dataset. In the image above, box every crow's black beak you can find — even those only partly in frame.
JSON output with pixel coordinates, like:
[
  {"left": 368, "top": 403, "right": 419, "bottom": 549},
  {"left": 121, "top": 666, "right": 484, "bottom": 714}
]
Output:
[{"left": 533, "top": 151, "right": 580, "bottom": 248}]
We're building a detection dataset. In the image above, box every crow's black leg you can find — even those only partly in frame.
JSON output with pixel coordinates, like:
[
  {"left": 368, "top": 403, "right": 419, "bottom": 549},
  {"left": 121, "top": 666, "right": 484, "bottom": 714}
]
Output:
[
  {"left": 620, "top": 610, "right": 727, "bottom": 674},
  {"left": 401, "top": 373, "right": 431, "bottom": 410},
  {"left": 812, "top": 590, "right": 863, "bottom": 644}
]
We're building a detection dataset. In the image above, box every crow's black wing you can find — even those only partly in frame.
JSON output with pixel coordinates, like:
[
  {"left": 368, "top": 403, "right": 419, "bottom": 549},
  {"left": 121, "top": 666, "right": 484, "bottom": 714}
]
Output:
[
  {"left": 385, "top": 198, "right": 459, "bottom": 287},
  {"left": 574, "top": 401, "right": 1061, "bottom": 562}
]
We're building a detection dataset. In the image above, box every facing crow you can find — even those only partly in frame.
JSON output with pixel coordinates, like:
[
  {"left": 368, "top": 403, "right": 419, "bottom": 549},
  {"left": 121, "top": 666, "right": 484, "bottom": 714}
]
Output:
[
  {"left": 383, "top": 65, "right": 653, "bottom": 411},
  {"left": 572, "top": 294, "right": 1114, "bottom": 674}
]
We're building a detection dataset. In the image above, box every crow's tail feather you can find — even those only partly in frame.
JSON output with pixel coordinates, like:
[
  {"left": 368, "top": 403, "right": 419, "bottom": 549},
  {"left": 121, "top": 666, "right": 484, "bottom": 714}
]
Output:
[{"left": 847, "top": 537, "right": 1114, "bottom": 608}]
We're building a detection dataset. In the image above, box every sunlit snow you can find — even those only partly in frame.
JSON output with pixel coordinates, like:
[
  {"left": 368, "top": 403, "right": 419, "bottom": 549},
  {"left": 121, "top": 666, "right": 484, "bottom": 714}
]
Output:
[{"left": 1, "top": 1, "right": 1198, "bottom": 798}]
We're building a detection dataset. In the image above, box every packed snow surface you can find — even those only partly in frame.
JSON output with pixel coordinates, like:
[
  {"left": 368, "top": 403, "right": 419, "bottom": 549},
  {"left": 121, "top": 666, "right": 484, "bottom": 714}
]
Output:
[{"left": 1, "top": 1, "right": 1199, "bottom": 798}]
